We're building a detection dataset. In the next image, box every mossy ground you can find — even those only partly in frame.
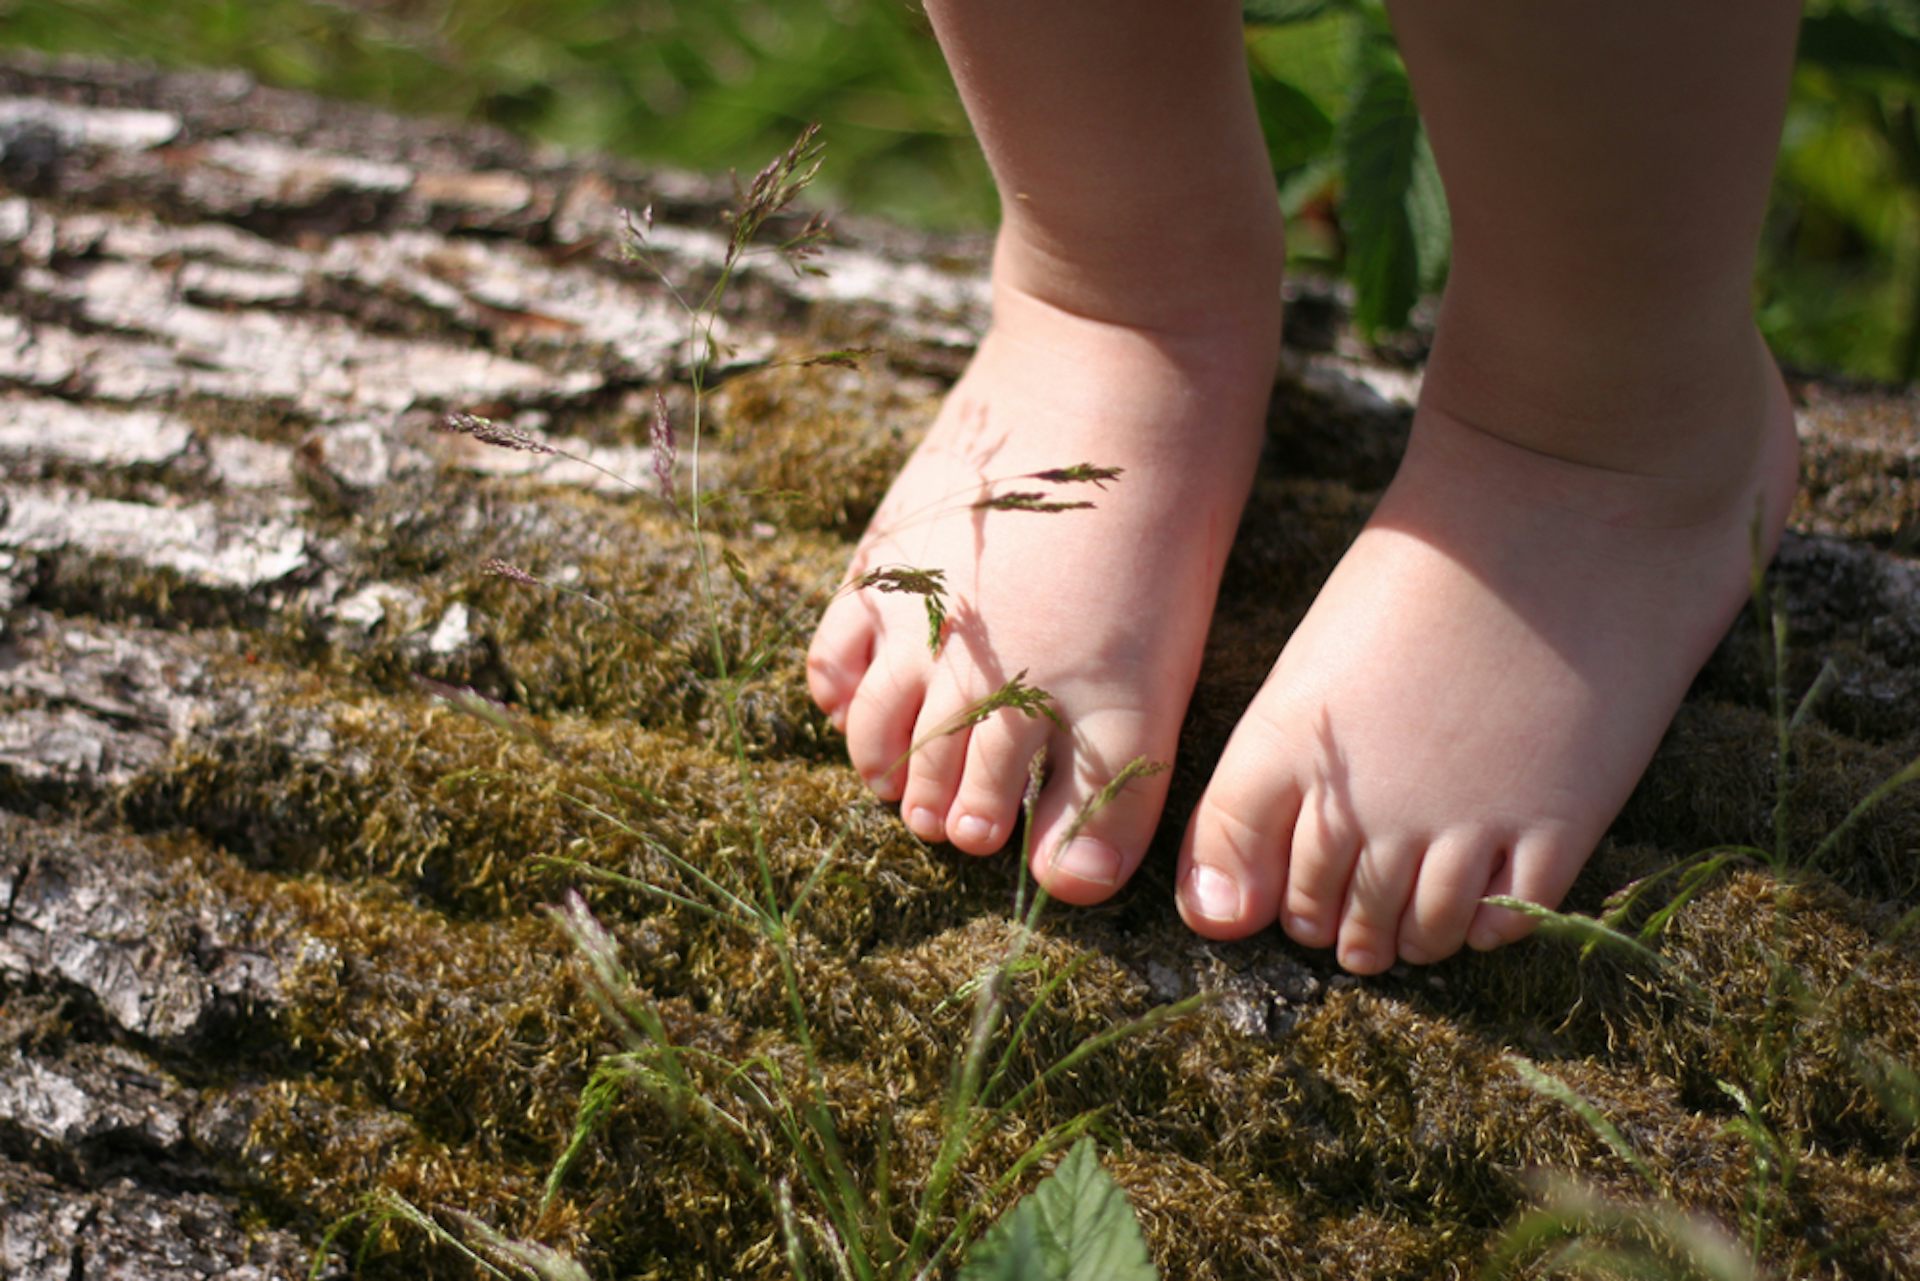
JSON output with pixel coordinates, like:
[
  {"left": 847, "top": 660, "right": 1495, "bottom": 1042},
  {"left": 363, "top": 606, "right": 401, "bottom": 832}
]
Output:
[{"left": 84, "top": 336, "right": 1920, "bottom": 1279}]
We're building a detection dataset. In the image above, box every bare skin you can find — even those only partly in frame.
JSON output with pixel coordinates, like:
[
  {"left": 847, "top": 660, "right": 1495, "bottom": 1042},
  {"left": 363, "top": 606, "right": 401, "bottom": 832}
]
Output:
[
  {"left": 812, "top": 0, "right": 1807, "bottom": 970},
  {"left": 806, "top": 257, "right": 1279, "bottom": 899},
  {"left": 1175, "top": 1, "right": 1805, "bottom": 969},
  {"left": 1177, "top": 335, "right": 1799, "bottom": 970},
  {"left": 808, "top": 0, "right": 1282, "bottom": 898}
]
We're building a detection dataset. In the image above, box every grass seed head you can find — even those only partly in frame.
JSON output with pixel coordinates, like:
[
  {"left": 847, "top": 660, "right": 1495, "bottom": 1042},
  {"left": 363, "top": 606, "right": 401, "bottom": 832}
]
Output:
[
  {"left": 790, "top": 347, "right": 877, "bottom": 370},
  {"left": 1024, "top": 746, "right": 1050, "bottom": 813},
  {"left": 1059, "top": 757, "right": 1169, "bottom": 847},
  {"left": 727, "top": 123, "right": 825, "bottom": 269},
  {"left": 440, "top": 411, "right": 557, "bottom": 456},
  {"left": 853, "top": 565, "right": 947, "bottom": 599},
  {"left": 482, "top": 558, "right": 541, "bottom": 587},
  {"left": 973, "top": 491, "right": 1097, "bottom": 514},
  {"left": 950, "top": 671, "right": 1064, "bottom": 734},
  {"left": 926, "top": 593, "right": 948, "bottom": 655},
  {"left": 1029, "top": 463, "right": 1124, "bottom": 489},
  {"left": 852, "top": 565, "right": 953, "bottom": 656}
]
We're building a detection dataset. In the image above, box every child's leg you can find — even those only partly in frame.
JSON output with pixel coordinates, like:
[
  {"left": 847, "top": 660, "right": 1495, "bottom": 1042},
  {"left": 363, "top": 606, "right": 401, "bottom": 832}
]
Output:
[
  {"left": 807, "top": 1, "right": 1283, "bottom": 897},
  {"left": 1179, "top": 1, "right": 1804, "bottom": 972}
]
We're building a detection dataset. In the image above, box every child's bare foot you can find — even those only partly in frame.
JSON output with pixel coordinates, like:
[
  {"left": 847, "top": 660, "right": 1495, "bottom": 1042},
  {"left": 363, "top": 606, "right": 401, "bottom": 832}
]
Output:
[
  {"left": 1178, "top": 329, "right": 1800, "bottom": 972},
  {"left": 807, "top": 236, "right": 1281, "bottom": 903}
]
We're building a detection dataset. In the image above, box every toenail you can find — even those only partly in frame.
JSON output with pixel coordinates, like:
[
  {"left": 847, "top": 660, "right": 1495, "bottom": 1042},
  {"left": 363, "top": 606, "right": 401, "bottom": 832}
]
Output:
[
  {"left": 1468, "top": 927, "right": 1500, "bottom": 951},
  {"left": 1187, "top": 864, "right": 1241, "bottom": 921},
  {"left": 1342, "top": 945, "right": 1376, "bottom": 973},
  {"left": 1052, "top": 837, "right": 1122, "bottom": 886},
  {"left": 1286, "top": 913, "right": 1321, "bottom": 940},
  {"left": 828, "top": 707, "right": 846, "bottom": 732},
  {"left": 953, "top": 814, "right": 994, "bottom": 845},
  {"left": 908, "top": 806, "right": 942, "bottom": 838}
]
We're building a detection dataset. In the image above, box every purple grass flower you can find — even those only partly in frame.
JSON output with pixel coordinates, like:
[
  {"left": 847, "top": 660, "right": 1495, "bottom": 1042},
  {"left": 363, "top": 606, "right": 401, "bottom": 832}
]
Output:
[
  {"left": 439, "top": 412, "right": 556, "bottom": 456},
  {"left": 650, "top": 391, "right": 677, "bottom": 511}
]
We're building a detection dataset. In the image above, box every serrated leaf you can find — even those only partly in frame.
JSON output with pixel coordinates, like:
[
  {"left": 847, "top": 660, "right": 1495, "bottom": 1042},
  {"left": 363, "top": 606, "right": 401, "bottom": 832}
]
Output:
[
  {"left": 958, "top": 1139, "right": 1158, "bottom": 1281},
  {"left": 1249, "top": 68, "right": 1338, "bottom": 177},
  {"left": 1407, "top": 127, "right": 1450, "bottom": 292}
]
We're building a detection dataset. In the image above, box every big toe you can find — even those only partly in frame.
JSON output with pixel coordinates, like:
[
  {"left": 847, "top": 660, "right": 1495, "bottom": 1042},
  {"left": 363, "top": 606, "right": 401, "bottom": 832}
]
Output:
[{"left": 1178, "top": 743, "right": 1298, "bottom": 939}]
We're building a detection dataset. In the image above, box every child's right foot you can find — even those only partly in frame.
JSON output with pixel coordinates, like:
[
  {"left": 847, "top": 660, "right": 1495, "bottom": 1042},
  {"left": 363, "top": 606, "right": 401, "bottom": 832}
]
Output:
[{"left": 807, "top": 232, "right": 1282, "bottom": 902}]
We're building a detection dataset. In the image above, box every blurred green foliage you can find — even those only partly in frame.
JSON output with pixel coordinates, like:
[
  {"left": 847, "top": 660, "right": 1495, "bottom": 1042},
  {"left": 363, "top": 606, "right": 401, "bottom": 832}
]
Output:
[{"left": 2, "top": 0, "right": 1913, "bottom": 381}]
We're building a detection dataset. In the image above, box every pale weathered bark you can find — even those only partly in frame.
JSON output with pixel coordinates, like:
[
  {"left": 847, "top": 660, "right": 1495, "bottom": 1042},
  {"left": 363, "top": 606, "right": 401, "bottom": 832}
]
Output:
[{"left": 2, "top": 50, "right": 1917, "bottom": 1281}]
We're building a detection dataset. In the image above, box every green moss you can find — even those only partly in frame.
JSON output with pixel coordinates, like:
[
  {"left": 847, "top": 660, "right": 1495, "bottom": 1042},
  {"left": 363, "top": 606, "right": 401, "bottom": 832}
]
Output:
[
  {"left": 51, "top": 290, "right": 1914, "bottom": 1278},
  {"left": 709, "top": 347, "right": 927, "bottom": 536}
]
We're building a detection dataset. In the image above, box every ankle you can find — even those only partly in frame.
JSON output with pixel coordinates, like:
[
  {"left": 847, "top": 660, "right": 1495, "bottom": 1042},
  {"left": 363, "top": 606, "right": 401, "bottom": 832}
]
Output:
[
  {"left": 1424, "top": 298, "right": 1784, "bottom": 467},
  {"left": 989, "top": 196, "right": 1286, "bottom": 343},
  {"left": 1413, "top": 324, "right": 1796, "bottom": 532}
]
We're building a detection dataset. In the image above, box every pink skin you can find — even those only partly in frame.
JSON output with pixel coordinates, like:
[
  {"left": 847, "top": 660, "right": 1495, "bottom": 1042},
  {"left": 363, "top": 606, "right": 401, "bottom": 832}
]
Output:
[
  {"left": 806, "top": 269, "right": 1278, "bottom": 901},
  {"left": 810, "top": 0, "right": 1806, "bottom": 971},
  {"left": 808, "top": 0, "right": 1283, "bottom": 900},
  {"left": 1177, "top": 336, "right": 1799, "bottom": 971}
]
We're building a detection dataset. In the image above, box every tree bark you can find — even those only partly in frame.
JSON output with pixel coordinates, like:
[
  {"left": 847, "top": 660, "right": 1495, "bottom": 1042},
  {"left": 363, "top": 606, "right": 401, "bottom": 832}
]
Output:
[{"left": 1, "top": 51, "right": 1917, "bottom": 1280}]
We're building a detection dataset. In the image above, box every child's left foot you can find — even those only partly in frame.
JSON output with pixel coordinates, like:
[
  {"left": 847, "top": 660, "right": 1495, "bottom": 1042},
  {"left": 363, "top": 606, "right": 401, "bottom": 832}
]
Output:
[{"left": 1178, "top": 330, "right": 1800, "bottom": 972}]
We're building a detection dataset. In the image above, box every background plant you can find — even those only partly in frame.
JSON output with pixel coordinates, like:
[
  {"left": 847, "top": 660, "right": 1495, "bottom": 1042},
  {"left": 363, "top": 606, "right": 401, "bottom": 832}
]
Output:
[{"left": 3, "top": 0, "right": 1913, "bottom": 379}]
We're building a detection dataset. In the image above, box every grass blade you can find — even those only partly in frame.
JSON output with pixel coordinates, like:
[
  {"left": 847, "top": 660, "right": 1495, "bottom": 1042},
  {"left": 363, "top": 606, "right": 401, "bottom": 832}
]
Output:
[
  {"left": 1482, "top": 896, "right": 1671, "bottom": 971},
  {"left": 1805, "top": 753, "right": 1920, "bottom": 872},
  {"left": 786, "top": 820, "right": 854, "bottom": 925},
  {"left": 558, "top": 790, "right": 762, "bottom": 924},
  {"left": 985, "top": 995, "right": 1208, "bottom": 1136},
  {"left": 1507, "top": 1056, "right": 1662, "bottom": 1194}
]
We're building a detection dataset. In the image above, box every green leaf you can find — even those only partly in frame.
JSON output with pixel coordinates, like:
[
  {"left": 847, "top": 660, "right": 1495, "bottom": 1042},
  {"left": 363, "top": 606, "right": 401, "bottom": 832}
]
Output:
[
  {"left": 1243, "top": 0, "right": 1342, "bottom": 24},
  {"left": 1249, "top": 67, "right": 1337, "bottom": 177},
  {"left": 1340, "top": 42, "right": 1447, "bottom": 333},
  {"left": 1798, "top": 11, "right": 1920, "bottom": 84},
  {"left": 958, "top": 1139, "right": 1158, "bottom": 1281}
]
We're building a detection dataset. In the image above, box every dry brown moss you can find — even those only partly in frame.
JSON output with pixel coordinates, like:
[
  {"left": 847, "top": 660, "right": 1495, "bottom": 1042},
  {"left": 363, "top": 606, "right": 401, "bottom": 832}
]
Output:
[
  {"left": 709, "top": 351, "right": 929, "bottom": 536},
  {"left": 118, "top": 662, "right": 964, "bottom": 941},
  {"left": 75, "top": 327, "right": 1913, "bottom": 1280},
  {"left": 1624, "top": 873, "right": 1920, "bottom": 1152}
]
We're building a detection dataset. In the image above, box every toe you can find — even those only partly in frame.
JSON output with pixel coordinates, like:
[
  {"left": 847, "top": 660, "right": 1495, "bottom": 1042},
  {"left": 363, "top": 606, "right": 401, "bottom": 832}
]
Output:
[
  {"left": 1282, "top": 793, "right": 1363, "bottom": 950},
  {"left": 945, "top": 710, "right": 1053, "bottom": 855},
  {"left": 1396, "top": 833, "right": 1503, "bottom": 965},
  {"left": 1027, "top": 726, "right": 1173, "bottom": 907},
  {"left": 1334, "top": 837, "right": 1424, "bottom": 975},
  {"left": 1179, "top": 749, "right": 1299, "bottom": 940},
  {"left": 899, "top": 689, "right": 974, "bottom": 843},
  {"left": 807, "top": 594, "right": 874, "bottom": 729},
  {"left": 1467, "top": 828, "right": 1590, "bottom": 951},
  {"left": 843, "top": 659, "right": 926, "bottom": 802}
]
